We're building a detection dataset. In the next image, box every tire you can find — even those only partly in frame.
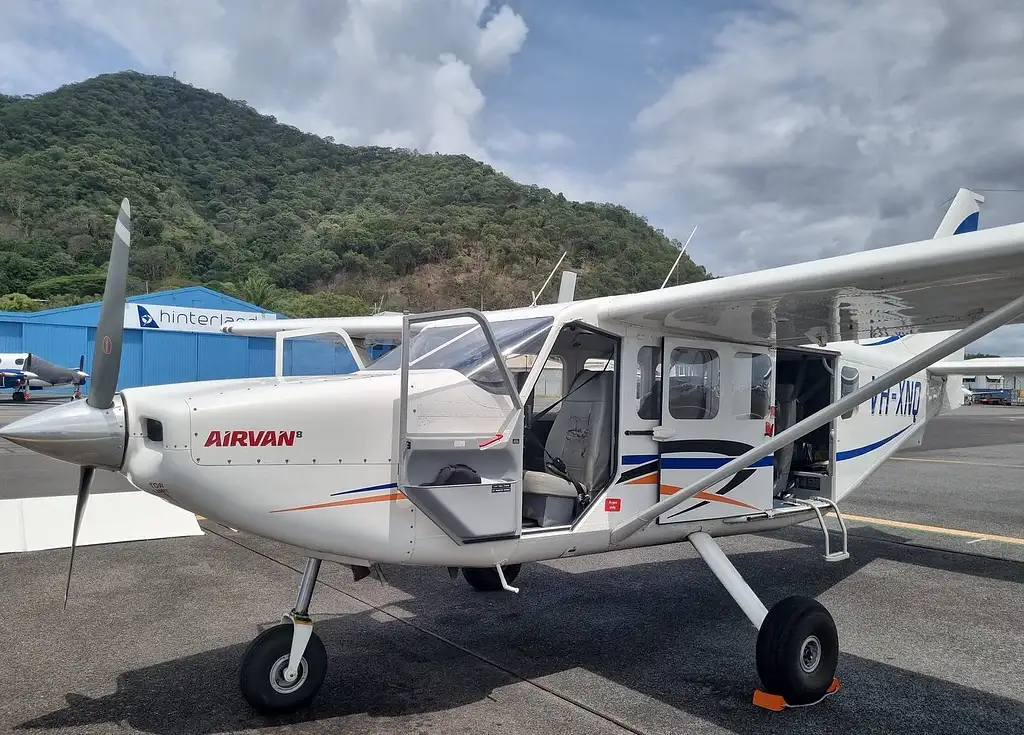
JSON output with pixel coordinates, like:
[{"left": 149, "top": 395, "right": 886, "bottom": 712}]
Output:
[
  {"left": 462, "top": 564, "right": 521, "bottom": 592},
  {"left": 239, "top": 623, "right": 328, "bottom": 715},
  {"left": 755, "top": 595, "right": 838, "bottom": 705},
  {"left": 12, "top": 392, "right": 25, "bottom": 403}
]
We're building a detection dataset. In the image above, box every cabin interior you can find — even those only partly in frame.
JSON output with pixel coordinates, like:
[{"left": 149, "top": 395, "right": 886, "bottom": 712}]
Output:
[
  {"left": 771, "top": 348, "right": 839, "bottom": 501},
  {"left": 518, "top": 321, "right": 620, "bottom": 529},
  {"left": 515, "top": 328, "right": 852, "bottom": 532}
]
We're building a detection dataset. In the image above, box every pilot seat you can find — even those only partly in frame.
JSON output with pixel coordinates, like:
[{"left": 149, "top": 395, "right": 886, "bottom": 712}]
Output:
[{"left": 522, "top": 369, "right": 615, "bottom": 527}]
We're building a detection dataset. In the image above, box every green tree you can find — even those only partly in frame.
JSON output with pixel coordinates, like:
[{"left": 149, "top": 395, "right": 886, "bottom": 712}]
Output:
[
  {"left": 0, "top": 71, "right": 713, "bottom": 314},
  {"left": 0, "top": 292, "right": 40, "bottom": 311},
  {"left": 236, "top": 272, "right": 280, "bottom": 310}
]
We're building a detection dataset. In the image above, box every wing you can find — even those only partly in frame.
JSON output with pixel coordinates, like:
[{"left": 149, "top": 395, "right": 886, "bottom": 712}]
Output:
[
  {"left": 220, "top": 302, "right": 570, "bottom": 339},
  {"left": 599, "top": 222, "right": 1024, "bottom": 346},
  {"left": 221, "top": 313, "right": 407, "bottom": 339},
  {"left": 927, "top": 358, "right": 1024, "bottom": 376}
]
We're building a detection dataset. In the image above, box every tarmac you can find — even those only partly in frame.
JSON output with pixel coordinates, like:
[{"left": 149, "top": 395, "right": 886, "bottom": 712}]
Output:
[{"left": 0, "top": 398, "right": 1022, "bottom": 734}]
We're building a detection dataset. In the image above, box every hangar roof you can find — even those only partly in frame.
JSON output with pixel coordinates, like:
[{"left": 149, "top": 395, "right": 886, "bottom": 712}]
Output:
[{"left": 0, "top": 286, "right": 280, "bottom": 326}]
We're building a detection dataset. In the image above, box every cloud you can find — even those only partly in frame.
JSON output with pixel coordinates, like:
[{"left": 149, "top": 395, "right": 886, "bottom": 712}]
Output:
[
  {"left": 485, "top": 127, "right": 573, "bottom": 154},
  {"left": 0, "top": 2, "right": 86, "bottom": 95},
  {"left": 969, "top": 325, "right": 1024, "bottom": 358},
  {"left": 623, "top": 0, "right": 1024, "bottom": 278},
  {"left": 35, "top": 0, "right": 531, "bottom": 157}
]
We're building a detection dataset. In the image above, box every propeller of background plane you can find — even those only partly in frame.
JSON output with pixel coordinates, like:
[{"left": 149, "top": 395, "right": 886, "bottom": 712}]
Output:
[{"left": 73, "top": 354, "right": 89, "bottom": 385}]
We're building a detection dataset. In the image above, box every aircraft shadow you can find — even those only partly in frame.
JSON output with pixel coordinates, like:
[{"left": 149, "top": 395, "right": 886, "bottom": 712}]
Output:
[{"left": 17, "top": 529, "right": 1024, "bottom": 735}]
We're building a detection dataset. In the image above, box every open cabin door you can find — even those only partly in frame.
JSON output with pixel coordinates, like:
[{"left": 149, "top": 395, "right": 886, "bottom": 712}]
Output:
[
  {"left": 397, "top": 309, "right": 525, "bottom": 545},
  {"left": 654, "top": 339, "right": 774, "bottom": 524}
]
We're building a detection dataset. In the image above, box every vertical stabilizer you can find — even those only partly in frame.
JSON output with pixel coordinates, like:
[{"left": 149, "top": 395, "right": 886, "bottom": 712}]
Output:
[{"left": 934, "top": 188, "right": 984, "bottom": 238}]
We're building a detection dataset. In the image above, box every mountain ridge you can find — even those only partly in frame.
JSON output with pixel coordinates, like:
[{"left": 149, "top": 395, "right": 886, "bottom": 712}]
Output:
[{"left": 0, "top": 71, "right": 710, "bottom": 317}]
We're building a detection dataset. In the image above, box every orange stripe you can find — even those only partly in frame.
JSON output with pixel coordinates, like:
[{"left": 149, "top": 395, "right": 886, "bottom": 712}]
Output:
[
  {"left": 658, "top": 485, "right": 759, "bottom": 511},
  {"left": 626, "top": 472, "right": 658, "bottom": 485},
  {"left": 693, "top": 490, "right": 759, "bottom": 510},
  {"left": 271, "top": 492, "right": 404, "bottom": 514}
]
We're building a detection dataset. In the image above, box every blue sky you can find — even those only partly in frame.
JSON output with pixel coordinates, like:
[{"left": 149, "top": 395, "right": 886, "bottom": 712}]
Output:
[{"left": 3, "top": 0, "right": 1024, "bottom": 354}]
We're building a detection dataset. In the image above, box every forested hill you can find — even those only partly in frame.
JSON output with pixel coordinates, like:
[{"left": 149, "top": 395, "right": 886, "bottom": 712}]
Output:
[{"left": 0, "top": 71, "right": 709, "bottom": 317}]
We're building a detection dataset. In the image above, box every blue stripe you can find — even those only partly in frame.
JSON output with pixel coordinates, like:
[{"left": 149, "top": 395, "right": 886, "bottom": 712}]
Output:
[
  {"left": 626, "top": 453, "right": 774, "bottom": 468},
  {"left": 330, "top": 481, "right": 398, "bottom": 497},
  {"left": 864, "top": 335, "right": 902, "bottom": 346},
  {"left": 623, "top": 454, "right": 659, "bottom": 465},
  {"left": 661, "top": 456, "right": 773, "bottom": 470},
  {"left": 836, "top": 426, "right": 911, "bottom": 461},
  {"left": 954, "top": 211, "right": 979, "bottom": 235}
]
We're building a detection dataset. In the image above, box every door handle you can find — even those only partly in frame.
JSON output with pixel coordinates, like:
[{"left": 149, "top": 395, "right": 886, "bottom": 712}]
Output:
[{"left": 652, "top": 426, "right": 675, "bottom": 441}]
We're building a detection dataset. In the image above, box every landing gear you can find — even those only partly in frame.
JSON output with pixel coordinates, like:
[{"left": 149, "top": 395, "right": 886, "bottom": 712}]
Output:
[
  {"left": 240, "top": 558, "right": 327, "bottom": 715},
  {"left": 12, "top": 389, "right": 26, "bottom": 402},
  {"left": 461, "top": 563, "right": 521, "bottom": 592},
  {"left": 688, "top": 532, "right": 839, "bottom": 708},
  {"left": 755, "top": 596, "right": 838, "bottom": 705}
]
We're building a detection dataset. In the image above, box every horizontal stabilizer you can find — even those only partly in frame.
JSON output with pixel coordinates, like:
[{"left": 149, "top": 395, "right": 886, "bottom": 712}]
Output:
[
  {"left": 927, "top": 358, "right": 1024, "bottom": 376},
  {"left": 0, "top": 491, "right": 203, "bottom": 553}
]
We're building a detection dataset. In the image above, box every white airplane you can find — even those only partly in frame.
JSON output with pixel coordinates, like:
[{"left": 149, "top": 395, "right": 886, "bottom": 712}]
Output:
[
  {"left": 5, "top": 188, "right": 1024, "bottom": 716},
  {"left": 0, "top": 353, "right": 88, "bottom": 401}
]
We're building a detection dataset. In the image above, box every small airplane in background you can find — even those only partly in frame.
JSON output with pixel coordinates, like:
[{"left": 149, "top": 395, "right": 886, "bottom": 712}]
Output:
[
  {"left": 0, "top": 353, "right": 88, "bottom": 402},
  {"left": 6, "top": 187, "right": 1024, "bottom": 718}
]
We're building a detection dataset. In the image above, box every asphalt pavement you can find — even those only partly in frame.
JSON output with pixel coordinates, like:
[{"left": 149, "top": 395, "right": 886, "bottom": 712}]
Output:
[{"left": 0, "top": 401, "right": 1021, "bottom": 734}]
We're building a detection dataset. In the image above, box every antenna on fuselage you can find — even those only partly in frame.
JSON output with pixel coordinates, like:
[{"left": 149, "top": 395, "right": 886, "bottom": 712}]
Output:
[
  {"left": 660, "top": 225, "right": 698, "bottom": 289},
  {"left": 530, "top": 251, "right": 568, "bottom": 306}
]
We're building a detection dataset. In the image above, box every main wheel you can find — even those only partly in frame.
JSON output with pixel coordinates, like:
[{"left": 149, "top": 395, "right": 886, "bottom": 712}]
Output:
[
  {"left": 239, "top": 624, "right": 328, "bottom": 715},
  {"left": 462, "top": 564, "right": 521, "bottom": 592},
  {"left": 12, "top": 391, "right": 25, "bottom": 403},
  {"left": 755, "top": 595, "right": 838, "bottom": 705}
]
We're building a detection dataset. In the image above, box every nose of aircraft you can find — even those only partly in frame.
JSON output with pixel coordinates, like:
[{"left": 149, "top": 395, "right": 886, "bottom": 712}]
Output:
[{"left": 0, "top": 397, "right": 127, "bottom": 470}]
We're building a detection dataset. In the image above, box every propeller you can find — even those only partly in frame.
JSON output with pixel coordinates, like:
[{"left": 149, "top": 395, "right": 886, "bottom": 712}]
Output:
[{"left": 63, "top": 198, "right": 131, "bottom": 608}]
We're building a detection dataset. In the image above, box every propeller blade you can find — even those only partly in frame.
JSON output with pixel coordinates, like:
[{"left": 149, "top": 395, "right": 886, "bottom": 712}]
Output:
[
  {"left": 65, "top": 465, "right": 95, "bottom": 609},
  {"left": 79, "top": 354, "right": 85, "bottom": 372},
  {"left": 87, "top": 198, "right": 131, "bottom": 410}
]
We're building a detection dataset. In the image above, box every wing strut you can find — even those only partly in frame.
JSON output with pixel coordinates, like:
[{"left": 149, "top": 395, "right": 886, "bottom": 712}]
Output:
[{"left": 610, "top": 293, "right": 1024, "bottom": 545}]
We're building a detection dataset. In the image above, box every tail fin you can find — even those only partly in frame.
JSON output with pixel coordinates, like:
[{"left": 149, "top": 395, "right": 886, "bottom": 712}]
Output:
[{"left": 933, "top": 188, "right": 984, "bottom": 238}]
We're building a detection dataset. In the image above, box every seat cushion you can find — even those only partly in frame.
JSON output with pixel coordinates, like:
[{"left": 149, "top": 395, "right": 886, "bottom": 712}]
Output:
[{"left": 523, "top": 470, "right": 580, "bottom": 498}]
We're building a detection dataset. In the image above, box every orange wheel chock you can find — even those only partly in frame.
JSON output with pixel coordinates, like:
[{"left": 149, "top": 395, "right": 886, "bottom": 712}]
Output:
[{"left": 752, "top": 678, "right": 841, "bottom": 711}]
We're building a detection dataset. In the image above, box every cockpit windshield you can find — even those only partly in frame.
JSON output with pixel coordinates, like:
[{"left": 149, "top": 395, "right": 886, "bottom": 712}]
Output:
[{"left": 367, "top": 316, "right": 554, "bottom": 393}]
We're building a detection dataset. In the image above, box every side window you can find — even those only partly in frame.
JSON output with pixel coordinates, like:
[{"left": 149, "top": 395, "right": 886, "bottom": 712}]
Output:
[
  {"left": 15, "top": 358, "right": 24, "bottom": 365},
  {"left": 734, "top": 352, "right": 772, "bottom": 419},
  {"left": 667, "top": 348, "right": 719, "bottom": 420},
  {"left": 840, "top": 366, "right": 859, "bottom": 419},
  {"left": 636, "top": 345, "right": 662, "bottom": 420},
  {"left": 532, "top": 356, "right": 564, "bottom": 413}
]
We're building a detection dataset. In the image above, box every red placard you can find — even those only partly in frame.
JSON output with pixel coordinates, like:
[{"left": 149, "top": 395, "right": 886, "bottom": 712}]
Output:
[{"left": 604, "top": 498, "right": 621, "bottom": 512}]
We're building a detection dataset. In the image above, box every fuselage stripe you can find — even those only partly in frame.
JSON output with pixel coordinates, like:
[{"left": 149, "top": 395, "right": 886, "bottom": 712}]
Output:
[{"left": 330, "top": 481, "right": 399, "bottom": 497}]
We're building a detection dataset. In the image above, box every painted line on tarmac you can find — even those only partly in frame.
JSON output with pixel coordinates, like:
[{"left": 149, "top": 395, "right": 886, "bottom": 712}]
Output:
[
  {"left": 892, "top": 456, "right": 1024, "bottom": 469},
  {"left": 844, "top": 513, "right": 1024, "bottom": 546}
]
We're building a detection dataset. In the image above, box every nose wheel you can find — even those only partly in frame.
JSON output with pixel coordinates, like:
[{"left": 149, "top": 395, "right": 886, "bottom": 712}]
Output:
[
  {"left": 241, "top": 557, "right": 328, "bottom": 715},
  {"left": 240, "top": 622, "right": 327, "bottom": 715}
]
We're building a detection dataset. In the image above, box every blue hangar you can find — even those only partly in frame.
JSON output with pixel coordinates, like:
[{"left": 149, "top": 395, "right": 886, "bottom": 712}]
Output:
[{"left": 0, "top": 287, "right": 360, "bottom": 395}]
